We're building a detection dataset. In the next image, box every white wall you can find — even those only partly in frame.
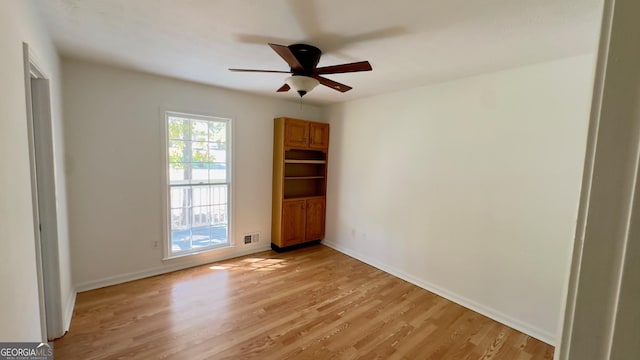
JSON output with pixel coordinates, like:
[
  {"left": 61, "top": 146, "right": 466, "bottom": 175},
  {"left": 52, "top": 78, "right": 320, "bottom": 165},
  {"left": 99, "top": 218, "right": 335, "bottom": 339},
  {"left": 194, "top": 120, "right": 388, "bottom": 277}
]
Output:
[
  {"left": 62, "top": 59, "right": 323, "bottom": 290},
  {"left": 0, "top": 0, "right": 73, "bottom": 341},
  {"left": 324, "top": 55, "right": 594, "bottom": 344}
]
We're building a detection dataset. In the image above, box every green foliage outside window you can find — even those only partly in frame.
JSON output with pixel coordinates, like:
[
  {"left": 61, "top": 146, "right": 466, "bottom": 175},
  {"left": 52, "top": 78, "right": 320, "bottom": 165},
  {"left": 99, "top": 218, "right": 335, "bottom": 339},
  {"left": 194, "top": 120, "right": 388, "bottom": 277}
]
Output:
[{"left": 168, "top": 117, "right": 226, "bottom": 169}]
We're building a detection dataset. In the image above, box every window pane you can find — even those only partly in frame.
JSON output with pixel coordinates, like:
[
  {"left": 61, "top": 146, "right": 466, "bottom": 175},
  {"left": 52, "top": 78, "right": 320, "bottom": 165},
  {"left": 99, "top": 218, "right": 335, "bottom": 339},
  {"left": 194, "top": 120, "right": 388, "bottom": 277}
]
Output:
[
  {"left": 168, "top": 117, "right": 189, "bottom": 140},
  {"left": 192, "top": 205, "right": 209, "bottom": 228},
  {"left": 212, "top": 204, "right": 227, "bottom": 225},
  {"left": 211, "top": 224, "right": 227, "bottom": 243},
  {"left": 191, "top": 120, "right": 209, "bottom": 142},
  {"left": 191, "top": 186, "right": 207, "bottom": 207},
  {"left": 209, "top": 165, "right": 226, "bottom": 183},
  {"left": 191, "top": 167, "right": 209, "bottom": 184},
  {"left": 168, "top": 140, "right": 185, "bottom": 163},
  {"left": 170, "top": 207, "right": 190, "bottom": 230},
  {"left": 211, "top": 185, "right": 228, "bottom": 206},
  {"left": 208, "top": 122, "right": 226, "bottom": 142},
  {"left": 210, "top": 141, "right": 226, "bottom": 150},
  {"left": 209, "top": 145, "right": 226, "bottom": 164},
  {"left": 170, "top": 187, "right": 190, "bottom": 209},
  {"left": 191, "top": 225, "right": 212, "bottom": 248},
  {"left": 169, "top": 163, "right": 188, "bottom": 184},
  {"left": 191, "top": 141, "right": 209, "bottom": 163}
]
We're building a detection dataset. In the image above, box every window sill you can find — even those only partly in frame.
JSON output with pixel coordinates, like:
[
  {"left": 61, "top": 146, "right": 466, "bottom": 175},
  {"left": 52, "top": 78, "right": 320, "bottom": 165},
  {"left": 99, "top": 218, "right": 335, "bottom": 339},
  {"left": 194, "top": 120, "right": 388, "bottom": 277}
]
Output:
[{"left": 162, "top": 244, "right": 233, "bottom": 261}]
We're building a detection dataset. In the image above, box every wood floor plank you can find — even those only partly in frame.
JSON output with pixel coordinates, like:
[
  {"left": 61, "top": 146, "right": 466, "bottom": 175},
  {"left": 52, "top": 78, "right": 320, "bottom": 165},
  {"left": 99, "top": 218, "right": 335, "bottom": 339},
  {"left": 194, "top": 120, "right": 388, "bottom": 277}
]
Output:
[{"left": 53, "top": 245, "right": 554, "bottom": 359}]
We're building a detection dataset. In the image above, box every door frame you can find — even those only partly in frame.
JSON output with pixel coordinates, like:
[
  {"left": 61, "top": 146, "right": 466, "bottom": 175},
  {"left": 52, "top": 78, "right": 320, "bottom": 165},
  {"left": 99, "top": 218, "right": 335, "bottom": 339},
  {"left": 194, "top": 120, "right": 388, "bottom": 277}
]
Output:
[
  {"left": 22, "top": 43, "right": 63, "bottom": 341},
  {"left": 556, "top": 0, "right": 640, "bottom": 358}
]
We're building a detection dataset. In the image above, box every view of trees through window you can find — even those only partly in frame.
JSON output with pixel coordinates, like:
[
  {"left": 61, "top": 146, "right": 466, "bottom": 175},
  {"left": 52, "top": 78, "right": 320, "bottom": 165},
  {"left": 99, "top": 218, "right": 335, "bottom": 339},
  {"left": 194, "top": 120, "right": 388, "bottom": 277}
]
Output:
[{"left": 166, "top": 112, "right": 230, "bottom": 255}]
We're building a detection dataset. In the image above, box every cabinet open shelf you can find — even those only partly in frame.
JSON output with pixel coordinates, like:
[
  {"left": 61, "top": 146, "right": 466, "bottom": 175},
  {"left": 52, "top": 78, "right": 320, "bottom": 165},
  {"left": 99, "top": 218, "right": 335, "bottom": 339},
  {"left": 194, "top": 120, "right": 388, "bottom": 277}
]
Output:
[
  {"left": 282, "top": 195, "right": 325, "bottom": 200},
  {"left": 285, "top": 149, "right": 326, "bottom": 161},
  {"left": 284, "top": 176, "right": 325, "bottom": 180},
  {"left": 283, "top": 178, "right": 325, "bottom": 198},
  {"left": 284, "top": 161, "right": 325, "bottom": 178},
  {"left": 284, "top": 159, "right": 326, "bottom": 164}
]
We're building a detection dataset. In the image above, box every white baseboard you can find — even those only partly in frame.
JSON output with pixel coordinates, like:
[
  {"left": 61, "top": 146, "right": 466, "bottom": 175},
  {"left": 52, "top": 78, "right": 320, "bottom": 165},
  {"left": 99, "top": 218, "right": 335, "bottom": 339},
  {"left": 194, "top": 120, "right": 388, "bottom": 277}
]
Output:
[
  {"left": 322, "top": 240, "right": 556, "bottom": 345},
  {"left": 75, "top": 245, "right": 271, "bottom": 292}
]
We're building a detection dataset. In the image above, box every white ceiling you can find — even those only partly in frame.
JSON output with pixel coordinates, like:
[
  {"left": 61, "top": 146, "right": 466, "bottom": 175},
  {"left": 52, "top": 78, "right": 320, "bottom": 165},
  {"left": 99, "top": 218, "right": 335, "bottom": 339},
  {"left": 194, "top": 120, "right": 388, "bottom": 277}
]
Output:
[{"left": 33, "top": 0, "right": 603, "bottom": 105}]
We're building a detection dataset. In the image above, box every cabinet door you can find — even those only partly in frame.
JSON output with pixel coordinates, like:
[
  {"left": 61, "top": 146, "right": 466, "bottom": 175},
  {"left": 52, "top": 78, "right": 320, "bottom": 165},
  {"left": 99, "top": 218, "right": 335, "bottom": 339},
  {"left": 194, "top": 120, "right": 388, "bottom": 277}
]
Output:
[
  {"left": 284, "top": 119, "right": 309, "bottom": 148},
  {"left": 305, "top": 198, "right": 325, "bottom": 241},
  {"left": 309, "top": 122, "right": 329, "bottom": 150},
  {"left": 282, "top": 200, "right": 307, "bottom": 245}
]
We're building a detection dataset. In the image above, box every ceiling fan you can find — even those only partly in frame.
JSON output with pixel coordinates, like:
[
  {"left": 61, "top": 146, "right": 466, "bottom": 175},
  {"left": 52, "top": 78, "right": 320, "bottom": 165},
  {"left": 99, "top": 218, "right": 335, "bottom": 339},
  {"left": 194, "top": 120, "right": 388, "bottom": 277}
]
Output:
[{"left": 229, "top": 43, "right": 372, "bottom": 97}]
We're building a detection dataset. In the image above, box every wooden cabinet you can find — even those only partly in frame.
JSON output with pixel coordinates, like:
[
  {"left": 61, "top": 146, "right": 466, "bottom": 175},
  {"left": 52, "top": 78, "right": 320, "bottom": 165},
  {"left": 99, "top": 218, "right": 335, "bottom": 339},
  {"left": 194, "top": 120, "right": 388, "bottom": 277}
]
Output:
[
  {"left": 309, "top": 122, "right": 329, "bottom": 150},
  {"left": 279, "top": 198, "right": 325, "bottom": 247},
  {"left": 281, "top": 200, "right": 306, "bottom": 246},
  {"left": 283, "top": 118, "right": 309, "bottom": 148},
  {"left": 282, "top": 118, "right": 329, "bottom": 150},
  {"left": 272, "top": 117, "right": 329, "bottom": 250},
  {"left": 305, "top": 197, "right": 325, "bottom": 240}
]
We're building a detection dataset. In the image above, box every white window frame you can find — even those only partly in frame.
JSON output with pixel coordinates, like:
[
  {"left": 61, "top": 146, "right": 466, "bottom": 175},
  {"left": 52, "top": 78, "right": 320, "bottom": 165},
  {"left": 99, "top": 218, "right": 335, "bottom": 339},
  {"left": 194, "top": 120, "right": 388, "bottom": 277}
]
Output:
[{"left": 161, "top": 110, "right": 233, "bottom": 259}]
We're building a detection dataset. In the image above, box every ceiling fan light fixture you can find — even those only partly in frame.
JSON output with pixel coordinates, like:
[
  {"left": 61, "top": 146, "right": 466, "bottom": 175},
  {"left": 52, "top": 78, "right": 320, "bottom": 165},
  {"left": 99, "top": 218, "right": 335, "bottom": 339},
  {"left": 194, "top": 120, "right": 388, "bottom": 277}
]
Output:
[{"left": 285, "top": 75, "right": 319, "bottom": 97}]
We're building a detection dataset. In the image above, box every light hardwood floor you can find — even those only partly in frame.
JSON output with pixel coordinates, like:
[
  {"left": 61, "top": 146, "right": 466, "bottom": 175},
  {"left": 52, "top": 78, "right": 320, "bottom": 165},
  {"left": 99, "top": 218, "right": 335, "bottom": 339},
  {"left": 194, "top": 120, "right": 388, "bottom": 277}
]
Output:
[{"left": 54, "top": 245, "right": 554, "bottom": 359}]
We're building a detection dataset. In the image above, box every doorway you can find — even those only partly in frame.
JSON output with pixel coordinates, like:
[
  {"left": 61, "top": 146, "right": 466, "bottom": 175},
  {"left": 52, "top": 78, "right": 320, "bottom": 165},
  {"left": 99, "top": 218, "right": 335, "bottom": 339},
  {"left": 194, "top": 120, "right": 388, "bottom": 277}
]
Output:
[{"left": 23, "top": 43, "right": 64, "bottom": 341}]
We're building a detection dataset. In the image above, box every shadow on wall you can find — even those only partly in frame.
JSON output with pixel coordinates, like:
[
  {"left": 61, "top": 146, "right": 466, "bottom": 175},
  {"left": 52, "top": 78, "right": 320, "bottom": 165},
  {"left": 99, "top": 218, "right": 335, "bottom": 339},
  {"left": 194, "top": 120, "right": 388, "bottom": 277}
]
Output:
[{"left": 324, "top": 104, "right": 345, "bottom": 244}]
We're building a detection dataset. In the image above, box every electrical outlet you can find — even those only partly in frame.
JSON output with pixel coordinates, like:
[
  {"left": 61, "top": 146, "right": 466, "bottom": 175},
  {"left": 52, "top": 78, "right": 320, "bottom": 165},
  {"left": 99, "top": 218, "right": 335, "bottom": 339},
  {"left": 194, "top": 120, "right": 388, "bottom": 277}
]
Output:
[
  {"left": 244, "top": 235, "right": 252, "bottom": 244},
  {"left": 153, "top": 240, "right": 159, "bottom": 248}
]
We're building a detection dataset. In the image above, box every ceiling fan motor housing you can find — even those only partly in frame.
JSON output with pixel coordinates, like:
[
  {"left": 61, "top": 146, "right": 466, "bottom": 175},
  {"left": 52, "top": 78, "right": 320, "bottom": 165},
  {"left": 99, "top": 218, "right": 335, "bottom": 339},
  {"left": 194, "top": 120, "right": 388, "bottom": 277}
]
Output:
[{"left": 288, "top": 44, "right": 321, "bottom": 75}]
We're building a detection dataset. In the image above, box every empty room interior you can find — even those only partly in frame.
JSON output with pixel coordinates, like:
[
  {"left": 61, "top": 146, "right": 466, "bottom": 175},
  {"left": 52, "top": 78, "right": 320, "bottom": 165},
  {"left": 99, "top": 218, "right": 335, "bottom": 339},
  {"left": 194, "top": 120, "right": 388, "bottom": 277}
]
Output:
[{"left": 2, "top": 0, "right": 640, "bottom": 359}]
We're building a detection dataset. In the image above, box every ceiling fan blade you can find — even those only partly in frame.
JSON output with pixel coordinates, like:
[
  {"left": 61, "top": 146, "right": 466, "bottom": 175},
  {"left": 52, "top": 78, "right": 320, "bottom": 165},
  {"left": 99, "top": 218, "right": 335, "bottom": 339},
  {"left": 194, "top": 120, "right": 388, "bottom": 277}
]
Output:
[
  {"left": 268, "top": 43, "right": 304, "bottom": 71},
  {"left": 277, "top": 84, "right": 290, "bottom": 92},
  {"left": 315, "top": 76, "right": 352, "bottom": 92},
  {"left": 229, "top": 68, "right": 291, "bottom": 73},
  {"left": 316, "top": 61, "right": 372, "bottom": 75}
]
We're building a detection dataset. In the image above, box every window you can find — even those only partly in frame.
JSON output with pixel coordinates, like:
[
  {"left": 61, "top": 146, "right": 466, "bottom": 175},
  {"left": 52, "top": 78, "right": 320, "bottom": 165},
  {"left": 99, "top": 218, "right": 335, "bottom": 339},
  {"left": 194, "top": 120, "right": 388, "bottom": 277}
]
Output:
[{"left": 163, "top": 111, "right": 231, "bottom": 257}]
